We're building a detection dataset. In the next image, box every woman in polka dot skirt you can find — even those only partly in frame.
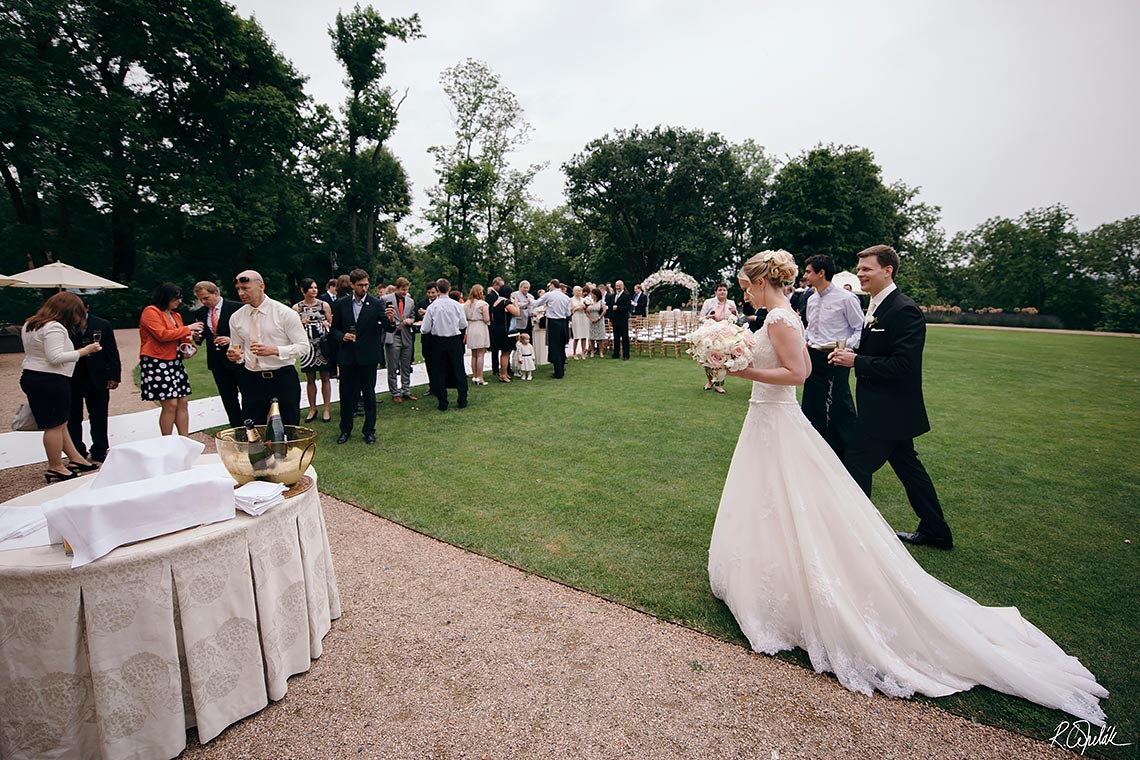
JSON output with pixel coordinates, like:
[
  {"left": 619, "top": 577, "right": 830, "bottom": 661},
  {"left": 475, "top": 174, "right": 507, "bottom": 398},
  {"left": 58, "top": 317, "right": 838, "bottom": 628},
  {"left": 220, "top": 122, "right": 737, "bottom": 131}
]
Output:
[{"left": 138, "top": 283, "right": 203, "bottom": 436}]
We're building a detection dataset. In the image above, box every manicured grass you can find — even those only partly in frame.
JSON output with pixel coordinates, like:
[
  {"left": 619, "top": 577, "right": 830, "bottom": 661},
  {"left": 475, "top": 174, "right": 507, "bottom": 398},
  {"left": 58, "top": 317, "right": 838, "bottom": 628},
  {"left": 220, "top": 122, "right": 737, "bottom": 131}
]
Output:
[{"left": 209, "top": 329, "right": 1140, "bottom": 749}]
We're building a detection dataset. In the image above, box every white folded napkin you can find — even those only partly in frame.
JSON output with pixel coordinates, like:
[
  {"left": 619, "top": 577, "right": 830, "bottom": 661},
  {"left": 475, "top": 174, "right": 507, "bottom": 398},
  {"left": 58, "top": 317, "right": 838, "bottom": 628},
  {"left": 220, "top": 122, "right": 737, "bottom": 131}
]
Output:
[
  {"left": 42, "top": 468, "right": 236, "bottom": 568},
  {"left": 234, "top": 481, "right": 287, "bottom": 516},
  {"left": 0, "top": 506, "right": 47, "bottom": 542},
  {"left": 91, "top": 435, "right": 205, "bottom": 489}
]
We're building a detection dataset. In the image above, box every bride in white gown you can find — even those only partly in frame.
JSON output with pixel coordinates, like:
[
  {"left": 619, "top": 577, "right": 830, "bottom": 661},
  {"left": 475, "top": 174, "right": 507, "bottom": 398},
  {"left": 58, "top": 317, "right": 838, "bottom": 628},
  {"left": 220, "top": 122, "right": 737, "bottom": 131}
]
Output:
[{"left": 708, "top": 250, "right": 1107, "bottom": 725}]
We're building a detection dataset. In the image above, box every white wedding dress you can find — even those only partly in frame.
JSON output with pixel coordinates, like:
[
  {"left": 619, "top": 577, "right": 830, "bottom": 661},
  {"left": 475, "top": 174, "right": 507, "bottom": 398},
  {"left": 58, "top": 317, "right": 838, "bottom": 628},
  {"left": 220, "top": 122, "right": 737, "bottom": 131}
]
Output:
[{"left": 708, "top": 309, "right": 1107, "bottom": 724}]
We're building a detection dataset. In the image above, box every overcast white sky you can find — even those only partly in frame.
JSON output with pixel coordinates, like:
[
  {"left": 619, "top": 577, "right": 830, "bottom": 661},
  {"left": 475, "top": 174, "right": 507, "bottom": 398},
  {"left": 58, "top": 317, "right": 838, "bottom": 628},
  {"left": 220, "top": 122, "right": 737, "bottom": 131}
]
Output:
[{"left": 231, "top": 0, "right": 1139, "bottom": 238}]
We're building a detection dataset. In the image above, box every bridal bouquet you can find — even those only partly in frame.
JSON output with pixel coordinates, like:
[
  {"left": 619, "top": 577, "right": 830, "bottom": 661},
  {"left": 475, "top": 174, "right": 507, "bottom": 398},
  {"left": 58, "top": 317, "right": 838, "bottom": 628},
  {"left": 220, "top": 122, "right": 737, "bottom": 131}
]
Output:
[{"left": 686, "top": 319, "right": 756, "bottom": 382}]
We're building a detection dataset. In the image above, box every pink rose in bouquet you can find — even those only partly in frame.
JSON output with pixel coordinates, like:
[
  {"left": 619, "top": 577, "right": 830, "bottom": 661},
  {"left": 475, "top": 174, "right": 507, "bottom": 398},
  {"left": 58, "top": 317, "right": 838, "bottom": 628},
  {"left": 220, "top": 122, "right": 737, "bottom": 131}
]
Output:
[{"left": 686, "top": 318, "right": 756, "bottom": 382}]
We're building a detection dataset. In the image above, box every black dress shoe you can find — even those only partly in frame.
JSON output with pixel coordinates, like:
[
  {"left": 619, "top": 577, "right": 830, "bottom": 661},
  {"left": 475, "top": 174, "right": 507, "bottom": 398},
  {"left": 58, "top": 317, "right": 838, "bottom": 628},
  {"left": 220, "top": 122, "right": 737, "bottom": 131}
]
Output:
[
  {"left": 336, "top": 432, "right": 350, "bottom": 444},
  {"left": 896, "top": 530, "right": 953, "bottom": 550},
  {"left": 363, "top": 434, "right": 376, "bottom": 445},
  {"left": 457, "top": 400, "right": 468, "bottom": 409}
]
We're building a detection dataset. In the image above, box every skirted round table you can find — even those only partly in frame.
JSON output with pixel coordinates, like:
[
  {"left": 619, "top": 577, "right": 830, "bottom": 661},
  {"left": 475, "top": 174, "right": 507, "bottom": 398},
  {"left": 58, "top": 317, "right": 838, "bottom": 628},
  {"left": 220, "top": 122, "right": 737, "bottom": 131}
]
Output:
[{"left": 0, "top": 457, "right": 340, "bottom": 760}]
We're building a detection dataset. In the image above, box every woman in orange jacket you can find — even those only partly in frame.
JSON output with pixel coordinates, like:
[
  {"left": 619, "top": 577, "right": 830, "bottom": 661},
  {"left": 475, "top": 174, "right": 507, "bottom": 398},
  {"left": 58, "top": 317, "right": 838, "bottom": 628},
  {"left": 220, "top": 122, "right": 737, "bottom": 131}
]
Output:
[{"left": 139, "top": 283, "right": 203, "bottom": 435}]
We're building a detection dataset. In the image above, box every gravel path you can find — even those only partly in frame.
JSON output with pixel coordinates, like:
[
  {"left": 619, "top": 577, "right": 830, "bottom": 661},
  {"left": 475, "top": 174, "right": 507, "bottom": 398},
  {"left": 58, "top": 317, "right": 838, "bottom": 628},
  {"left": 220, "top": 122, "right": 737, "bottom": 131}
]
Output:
[{"left": 174, "top": 493, "right": 1069, "bottom": 760}]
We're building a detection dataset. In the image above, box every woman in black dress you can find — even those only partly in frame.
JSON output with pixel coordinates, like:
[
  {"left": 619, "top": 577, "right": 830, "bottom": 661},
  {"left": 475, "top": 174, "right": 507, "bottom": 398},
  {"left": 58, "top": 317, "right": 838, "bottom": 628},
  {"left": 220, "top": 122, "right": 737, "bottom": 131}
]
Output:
[
  {"left": 20, "top": 292, "right": 105, "bottom": 481},
  {"left": 490, "top": 284, "right": 516, "bottom": 382}
]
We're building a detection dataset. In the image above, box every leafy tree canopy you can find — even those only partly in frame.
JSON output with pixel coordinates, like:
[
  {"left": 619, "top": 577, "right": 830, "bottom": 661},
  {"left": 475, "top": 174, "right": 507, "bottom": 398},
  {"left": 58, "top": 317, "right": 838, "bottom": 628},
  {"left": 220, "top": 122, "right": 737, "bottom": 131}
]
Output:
[{"left": 563, "top": 126, "right": 767, "bottom": 288}]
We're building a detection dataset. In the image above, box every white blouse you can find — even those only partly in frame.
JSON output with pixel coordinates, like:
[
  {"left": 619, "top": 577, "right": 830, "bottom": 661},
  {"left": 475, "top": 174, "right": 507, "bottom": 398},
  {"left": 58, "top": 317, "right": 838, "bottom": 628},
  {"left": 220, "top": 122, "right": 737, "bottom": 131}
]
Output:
[{"left": 22, "top": 321, "right": 81, "bottom": 377}]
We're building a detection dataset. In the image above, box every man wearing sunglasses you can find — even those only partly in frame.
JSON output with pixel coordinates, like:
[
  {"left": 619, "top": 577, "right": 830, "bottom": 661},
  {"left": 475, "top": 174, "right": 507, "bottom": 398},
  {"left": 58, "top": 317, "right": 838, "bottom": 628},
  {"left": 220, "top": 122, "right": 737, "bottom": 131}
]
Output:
[{"left": 226, "top": 270, "right": 310, "bottom": 426}]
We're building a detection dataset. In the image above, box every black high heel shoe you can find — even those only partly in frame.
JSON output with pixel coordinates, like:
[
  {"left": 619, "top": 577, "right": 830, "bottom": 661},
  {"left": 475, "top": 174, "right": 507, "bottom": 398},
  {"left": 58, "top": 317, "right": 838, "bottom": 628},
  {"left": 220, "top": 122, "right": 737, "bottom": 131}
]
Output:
[
  {"left": 304, "top": 413, "right": 318, "bottom": 423},
  {"left": 67, "top": 460, "right": 100, "bottom": 472},
  {"left": 45, "top": 469, "right": 79, "bottom": 483}
]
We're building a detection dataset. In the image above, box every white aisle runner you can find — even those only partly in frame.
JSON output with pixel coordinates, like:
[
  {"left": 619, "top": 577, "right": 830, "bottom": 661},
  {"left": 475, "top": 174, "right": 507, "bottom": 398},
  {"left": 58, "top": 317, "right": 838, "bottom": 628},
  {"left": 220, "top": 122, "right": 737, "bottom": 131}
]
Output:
[{"left": 0, "top": 362, "right": 427, "bottom": 470}]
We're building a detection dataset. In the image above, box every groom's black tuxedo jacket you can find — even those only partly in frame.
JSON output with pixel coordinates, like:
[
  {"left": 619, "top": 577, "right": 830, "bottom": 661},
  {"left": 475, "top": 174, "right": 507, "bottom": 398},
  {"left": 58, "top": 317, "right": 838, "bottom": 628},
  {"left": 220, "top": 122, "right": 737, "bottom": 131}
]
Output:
[{"left": 853, "top": 289, "right": 931, "bottom": 441}]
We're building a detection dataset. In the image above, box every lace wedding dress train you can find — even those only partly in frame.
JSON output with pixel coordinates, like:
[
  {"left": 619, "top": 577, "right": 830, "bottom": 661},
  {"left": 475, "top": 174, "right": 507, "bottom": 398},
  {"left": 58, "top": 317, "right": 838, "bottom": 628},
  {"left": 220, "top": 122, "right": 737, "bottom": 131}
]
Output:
[{"left": 707, "top": 309, "right": 1107, "bottom": 724}]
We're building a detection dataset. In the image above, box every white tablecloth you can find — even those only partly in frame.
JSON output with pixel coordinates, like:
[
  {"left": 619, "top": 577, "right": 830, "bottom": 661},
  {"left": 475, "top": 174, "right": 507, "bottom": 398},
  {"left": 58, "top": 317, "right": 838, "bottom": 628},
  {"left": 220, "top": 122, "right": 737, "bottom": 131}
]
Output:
[{"left": 0, "top": 456, "right": 341, "bottom": 760}]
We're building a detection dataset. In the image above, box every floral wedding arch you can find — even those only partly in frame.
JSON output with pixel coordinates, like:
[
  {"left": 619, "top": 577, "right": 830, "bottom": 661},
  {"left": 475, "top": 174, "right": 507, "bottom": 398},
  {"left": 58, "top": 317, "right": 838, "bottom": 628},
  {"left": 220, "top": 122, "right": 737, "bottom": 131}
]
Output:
[{"left": 640, "top": 268, "right": 699, "bottom": 309}]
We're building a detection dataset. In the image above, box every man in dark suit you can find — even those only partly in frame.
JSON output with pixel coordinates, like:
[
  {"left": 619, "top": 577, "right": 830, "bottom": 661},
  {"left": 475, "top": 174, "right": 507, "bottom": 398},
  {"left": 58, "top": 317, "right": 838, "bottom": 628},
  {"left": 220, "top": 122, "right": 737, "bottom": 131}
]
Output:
[
  {"left": 630, "top": 283, "right": 647, "bottom": 317},
  {"left": 416, "top": 281, "right": 440, "bottom": 395},
  {"left": 317, "top": 277, "right": 341, "bottom": 374},
  {"left": 318, "top": 278, "right": 339, "bottom": 309},
  {"left": 485, "top": 277, "right": 505, "bottom": 376},
  {"left": 791, "top": 276, "right": 812, "bottom": 326},
  {"left": 330, "top": 268, "right": 390, "bottom": 444},
  {"left": 829, "top": 245, "right": 952, "bottom": 550},
  {"left": 609, "top": 279, "right": 632, "bottom": 359},
  {"left": 193, "top": 280, "right": 245, "bottom": 428},
  {"left": 68, "top": 306, "right": 121, "bottom": 462}
]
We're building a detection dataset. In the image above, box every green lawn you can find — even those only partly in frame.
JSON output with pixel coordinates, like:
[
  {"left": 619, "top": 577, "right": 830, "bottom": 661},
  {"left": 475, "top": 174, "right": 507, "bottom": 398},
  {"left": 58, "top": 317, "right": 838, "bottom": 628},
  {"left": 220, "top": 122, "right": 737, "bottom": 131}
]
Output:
[{"left": 194, "top": 328, "right": 1139, "bottom": 749}]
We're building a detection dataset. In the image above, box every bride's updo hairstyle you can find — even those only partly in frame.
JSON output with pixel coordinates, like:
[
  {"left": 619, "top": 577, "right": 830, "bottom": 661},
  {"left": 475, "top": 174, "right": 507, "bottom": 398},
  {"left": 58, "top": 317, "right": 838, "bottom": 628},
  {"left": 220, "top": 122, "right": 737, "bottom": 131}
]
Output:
[{"left": 739, "top": 249, "right": 798, "bottom": 287}]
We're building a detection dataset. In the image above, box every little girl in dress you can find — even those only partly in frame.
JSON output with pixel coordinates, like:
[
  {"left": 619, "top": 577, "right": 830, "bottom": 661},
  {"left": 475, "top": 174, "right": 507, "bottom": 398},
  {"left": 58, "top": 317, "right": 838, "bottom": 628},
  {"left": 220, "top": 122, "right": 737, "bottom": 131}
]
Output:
[{"left": 516, "top": 333, "right": 536, "bottom": 380}]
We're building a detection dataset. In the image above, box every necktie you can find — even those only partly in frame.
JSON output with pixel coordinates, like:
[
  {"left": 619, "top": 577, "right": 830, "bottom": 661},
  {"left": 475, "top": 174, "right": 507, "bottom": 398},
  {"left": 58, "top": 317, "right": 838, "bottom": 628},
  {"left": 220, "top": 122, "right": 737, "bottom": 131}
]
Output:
[
  {"left": 210, "top": 306, "right": 219, "bottom": 333},
  {"left": 397, "top": 298, "right": 404, "bottom": 319},
  {"left": 249, "top": 308, "right": 261, "bottom": 369}
]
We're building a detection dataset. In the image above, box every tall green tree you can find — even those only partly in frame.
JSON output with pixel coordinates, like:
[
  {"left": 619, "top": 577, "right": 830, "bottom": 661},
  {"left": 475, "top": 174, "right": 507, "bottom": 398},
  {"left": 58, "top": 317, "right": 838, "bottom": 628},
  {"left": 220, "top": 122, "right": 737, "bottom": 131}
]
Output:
[
  {"left": 502, "top": 206, "right": 590, "bottom": 286},
  {"left": 1082, "top": 215, "right": 1140, "bottom": 332},
  {"left": 763, "top": 145, "right": 905, "bottom": 272},
  {"left": 892, "top": 182, "right": 950, "bottom": 306},
  {"left": 1083, "top": 215, "right": 1140, "bottom": 285},
  {"left": 951, "top": 205, "right": 1100, "bottom": 328},
  {"left": 325, "top": 5, "right": 421, "bottom": 268},
  {"left": 426, "top": 59, "right": 541, "bottom": 289},
  {"left": 0, "top": 0, "right": 313, "bottom": 289},
  {"left": 563, "top": 126, "right": 767, "bottom": 287}
]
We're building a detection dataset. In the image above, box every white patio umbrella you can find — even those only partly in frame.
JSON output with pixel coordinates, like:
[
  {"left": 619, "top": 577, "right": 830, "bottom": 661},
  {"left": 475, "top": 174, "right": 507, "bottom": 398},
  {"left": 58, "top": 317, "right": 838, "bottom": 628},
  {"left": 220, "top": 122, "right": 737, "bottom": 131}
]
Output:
[
  {"left": 0, "top": 274, "right": 27, "bottom": 286},
  {"left": 4, "top": 261, "right": 126, "bottom": 290},
  {"left": 832, "top": 270, "right": 865, "bottom": 295}
]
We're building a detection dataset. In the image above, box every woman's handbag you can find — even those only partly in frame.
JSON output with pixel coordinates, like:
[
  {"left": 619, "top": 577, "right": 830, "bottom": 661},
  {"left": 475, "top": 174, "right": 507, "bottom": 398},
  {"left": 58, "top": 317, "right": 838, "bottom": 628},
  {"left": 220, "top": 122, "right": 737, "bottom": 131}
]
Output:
[{"left": 11, "top": 403, "right": 38, "bottom": 432}]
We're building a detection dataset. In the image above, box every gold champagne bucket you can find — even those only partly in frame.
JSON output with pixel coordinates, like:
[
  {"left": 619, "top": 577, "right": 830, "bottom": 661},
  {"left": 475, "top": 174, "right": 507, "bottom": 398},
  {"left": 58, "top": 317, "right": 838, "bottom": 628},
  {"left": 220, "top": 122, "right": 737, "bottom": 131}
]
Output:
[{"left": 215, "top": 425, "right": 317, "bottom": 485}]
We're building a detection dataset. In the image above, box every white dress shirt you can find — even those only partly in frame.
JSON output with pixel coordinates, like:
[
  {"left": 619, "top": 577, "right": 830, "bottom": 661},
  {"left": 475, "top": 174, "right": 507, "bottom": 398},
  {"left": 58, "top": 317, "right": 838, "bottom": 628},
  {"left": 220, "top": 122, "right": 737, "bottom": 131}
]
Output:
[
  {"left": 21, "top": 322, "right": 82, "bottom": 376},
  {"left": 421, "top": 296, "right": 468, "bottom": 337},
  {"left": 228, "top": 296, "right": 309, "bottom": 370},
  {"left": 865, "top": 283, "right": 897, "bottom": 325},
  {"left": 531, "top": 289, "right": 572, "bottom": 319},
  {"left": 805, "top": 284, "right": 865, "bottom": 348}
]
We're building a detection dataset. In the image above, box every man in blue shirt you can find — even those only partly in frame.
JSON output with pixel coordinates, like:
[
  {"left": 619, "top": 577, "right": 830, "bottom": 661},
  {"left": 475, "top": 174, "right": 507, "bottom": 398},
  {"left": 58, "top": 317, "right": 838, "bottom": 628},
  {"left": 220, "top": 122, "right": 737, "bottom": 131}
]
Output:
[
  {"left": 420, "top": 278, "right": 469, "bottom": 410},
  {"left": 802, "top": 254, "right": 864, "bottom": 459},
  {"left": 530, "top": 279, "right": 572, "bottom": 378}
]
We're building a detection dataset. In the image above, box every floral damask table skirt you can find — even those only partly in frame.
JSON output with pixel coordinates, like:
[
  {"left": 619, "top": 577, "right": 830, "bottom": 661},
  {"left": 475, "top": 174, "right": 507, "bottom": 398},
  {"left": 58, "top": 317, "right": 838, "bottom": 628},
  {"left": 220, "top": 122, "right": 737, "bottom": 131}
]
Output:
[{"left": 0, "top": 466, "right": 340, "bottom": 760}]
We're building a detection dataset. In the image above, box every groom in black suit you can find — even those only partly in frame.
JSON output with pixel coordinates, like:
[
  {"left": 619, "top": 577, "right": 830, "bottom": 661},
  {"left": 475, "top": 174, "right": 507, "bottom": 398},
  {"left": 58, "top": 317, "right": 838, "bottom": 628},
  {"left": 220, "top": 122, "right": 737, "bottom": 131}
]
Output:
[{"left": 829, "top": 245, "right": 953, "bottom": 549}]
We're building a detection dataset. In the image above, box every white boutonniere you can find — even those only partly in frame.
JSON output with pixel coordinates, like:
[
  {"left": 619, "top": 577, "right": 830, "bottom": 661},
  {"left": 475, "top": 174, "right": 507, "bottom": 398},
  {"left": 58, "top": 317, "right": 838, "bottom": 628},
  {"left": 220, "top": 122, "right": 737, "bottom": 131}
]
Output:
[{"left": 864, "top": 316, "right": 879, "bottom": 330}]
